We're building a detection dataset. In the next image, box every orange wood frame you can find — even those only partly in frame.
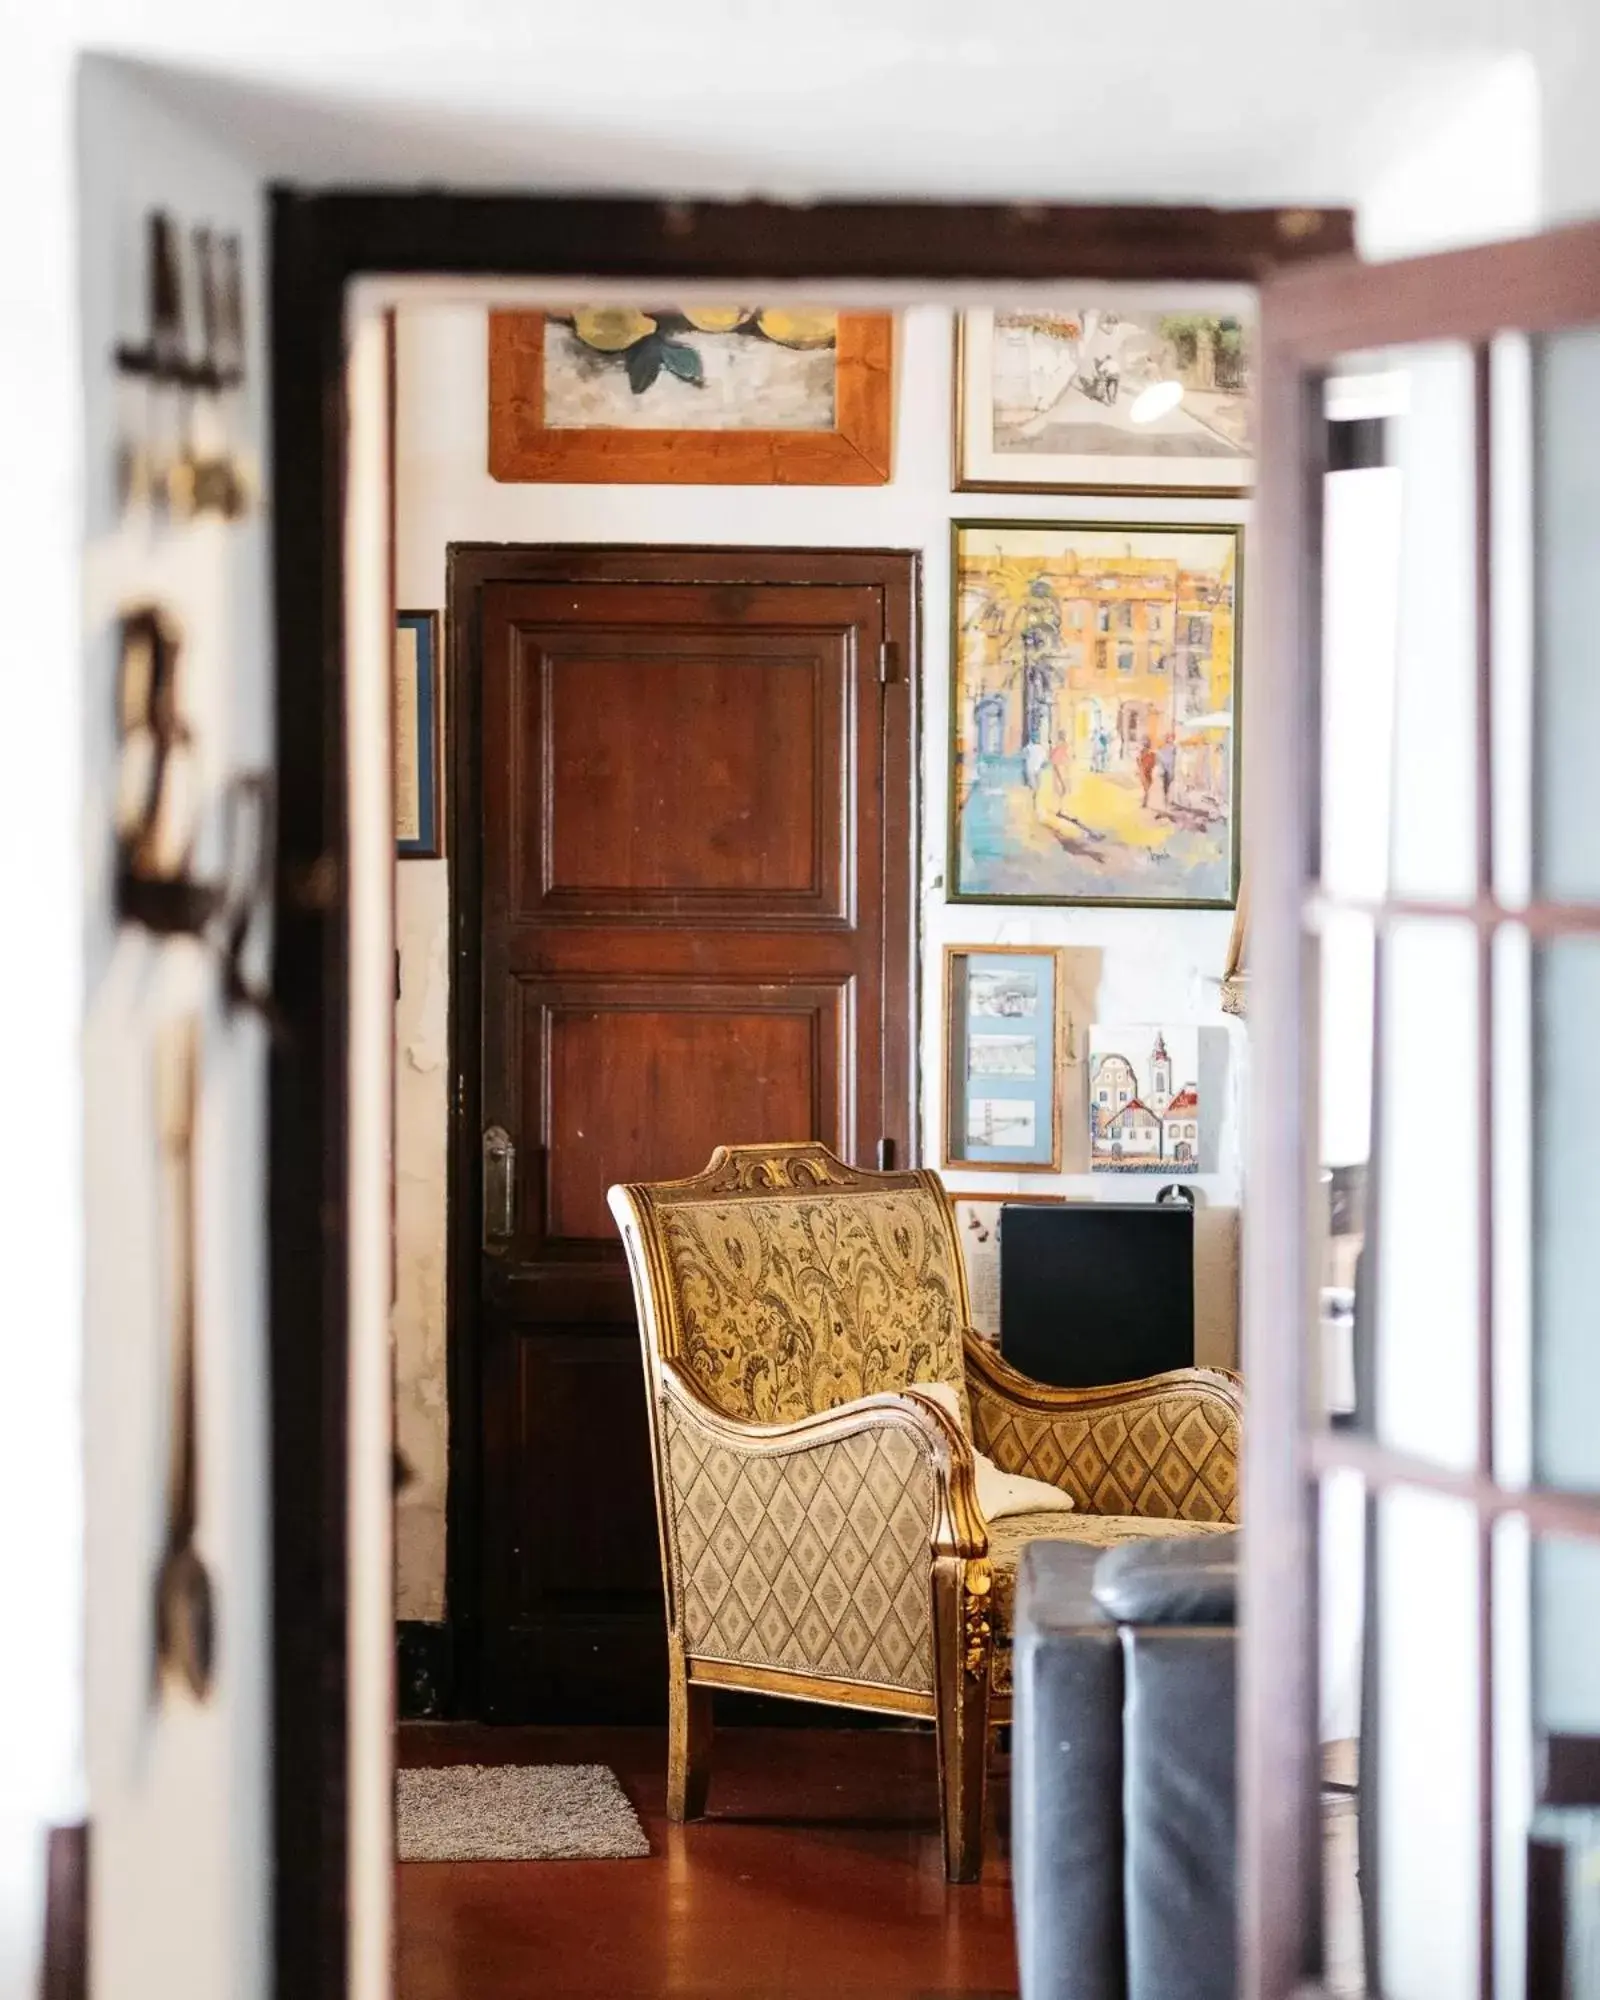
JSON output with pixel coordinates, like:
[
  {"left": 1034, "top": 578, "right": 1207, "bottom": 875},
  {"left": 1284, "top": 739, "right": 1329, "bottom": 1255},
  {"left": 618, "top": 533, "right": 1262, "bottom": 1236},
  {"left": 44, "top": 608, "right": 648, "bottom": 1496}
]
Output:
[{"left": 487, "top": 310, "right": 894, "bottom": 485}]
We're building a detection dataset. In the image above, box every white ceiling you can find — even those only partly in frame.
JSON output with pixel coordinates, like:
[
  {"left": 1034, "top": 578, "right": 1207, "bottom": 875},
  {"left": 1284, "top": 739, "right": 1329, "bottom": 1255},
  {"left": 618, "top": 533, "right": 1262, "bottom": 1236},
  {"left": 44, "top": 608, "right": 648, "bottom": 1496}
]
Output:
[{"left": 93, "top": 0, "right": 1535, "bottom": 215}]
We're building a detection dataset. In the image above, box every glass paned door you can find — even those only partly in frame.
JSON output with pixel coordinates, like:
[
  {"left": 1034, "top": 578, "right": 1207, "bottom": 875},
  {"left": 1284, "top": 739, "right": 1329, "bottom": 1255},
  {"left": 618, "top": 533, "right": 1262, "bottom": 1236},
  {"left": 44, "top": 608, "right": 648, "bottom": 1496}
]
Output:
[{"left": 1245, "top": 222, "right": 1600, "bottom": 2000}]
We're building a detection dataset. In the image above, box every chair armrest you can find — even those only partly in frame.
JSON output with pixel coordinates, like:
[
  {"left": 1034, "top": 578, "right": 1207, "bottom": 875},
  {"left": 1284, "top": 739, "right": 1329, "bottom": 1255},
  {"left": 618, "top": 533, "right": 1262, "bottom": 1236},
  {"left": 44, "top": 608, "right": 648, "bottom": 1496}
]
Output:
[
  {"left": 658, "top": 1361, "right": 989, "bottom": 1561},
  {"left": 655, "top": 1365, "right": 987, "bottom": 1695},
  {"left": 964, "top": 1332, "right": 1241, "bottom": 1524}
]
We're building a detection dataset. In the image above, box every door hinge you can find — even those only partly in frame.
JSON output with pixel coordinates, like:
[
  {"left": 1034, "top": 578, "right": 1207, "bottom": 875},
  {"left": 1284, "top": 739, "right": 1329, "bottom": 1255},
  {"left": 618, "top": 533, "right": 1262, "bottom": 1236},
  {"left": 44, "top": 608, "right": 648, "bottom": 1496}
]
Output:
[
  {"left": 876, "top": 1137, "right": 896, "bottom": 1171},
  {"left": 878, "top": 640, "right": 901, "bottom": 686}
]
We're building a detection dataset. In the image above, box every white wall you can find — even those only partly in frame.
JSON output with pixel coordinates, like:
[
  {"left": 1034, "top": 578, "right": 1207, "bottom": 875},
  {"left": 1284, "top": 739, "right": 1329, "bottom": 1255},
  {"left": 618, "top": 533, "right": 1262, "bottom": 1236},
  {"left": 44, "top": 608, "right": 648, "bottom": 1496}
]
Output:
[
  {"left": 392, "top": 298, "right": 1248, "bottom": 1614},
  {"left": 394, "top": 862, "right": 450, "bottom": 1623},
  {"left": 73, "top": 62, "right": 273, "bottom": 2000}
]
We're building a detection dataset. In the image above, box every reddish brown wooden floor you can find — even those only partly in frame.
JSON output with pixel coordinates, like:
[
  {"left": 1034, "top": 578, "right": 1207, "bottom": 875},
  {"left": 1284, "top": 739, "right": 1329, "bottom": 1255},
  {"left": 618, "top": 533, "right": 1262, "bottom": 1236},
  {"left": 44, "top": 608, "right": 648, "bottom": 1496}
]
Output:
[{"left": 397, "top": 1724, "right": 1018, "bottom": 2000}]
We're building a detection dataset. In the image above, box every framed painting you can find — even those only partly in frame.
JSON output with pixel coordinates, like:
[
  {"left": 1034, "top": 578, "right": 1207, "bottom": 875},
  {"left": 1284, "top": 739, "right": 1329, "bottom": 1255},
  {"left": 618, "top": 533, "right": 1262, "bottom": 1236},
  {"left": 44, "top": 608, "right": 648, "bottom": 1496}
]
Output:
[
  {"left": 488, "top": 308, "right": 892, "bottom": 485},
  {"left": 1087, "top": 1024, "right": 1202, "bottom": 1175},
  {"left": 394, "top": 609, "right": 441, "bottom": 858},
  {"left": 955, "top": 302, "right": 1254, "bottom": 495},
  {"left": 949, "top": 520, "right": 1242, "bottom": 908},
  {"left": 943, "top": 945, "right": 1065, "bottom": 1173}
]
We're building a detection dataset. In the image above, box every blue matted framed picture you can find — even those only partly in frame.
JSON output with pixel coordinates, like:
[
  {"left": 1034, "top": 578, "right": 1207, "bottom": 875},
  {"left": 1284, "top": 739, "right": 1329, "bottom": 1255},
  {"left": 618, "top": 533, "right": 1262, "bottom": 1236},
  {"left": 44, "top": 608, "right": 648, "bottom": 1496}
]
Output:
[
  {"left": 942, "top": 945, "right": 1064, "bottom": 1171},
  {"left": 395, "top": 609, "right": 441, "bottom": 858}
]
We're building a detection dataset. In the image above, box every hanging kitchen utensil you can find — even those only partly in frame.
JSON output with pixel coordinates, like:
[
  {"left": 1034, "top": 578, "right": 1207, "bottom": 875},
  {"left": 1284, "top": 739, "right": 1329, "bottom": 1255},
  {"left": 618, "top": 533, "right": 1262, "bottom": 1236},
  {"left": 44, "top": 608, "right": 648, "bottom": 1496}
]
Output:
[
  {"left": 115, "top": 211, "right": 184, "bottom": 515},
  {"left": 180, "top": 229, "right": 235, "bottom": 520},
  {"left": 215, "top": 771, "right": 284, "bottom": 1036},
  {"left": 113, "top": 604, "right": 218, "bottom": 934},
  {"left": 189, "top": 229, "right": 252, "bottom": 520},
  {"left": 114, "top": 211, "right": 250, "bottom": 522},
  {"left": 153, "top": 1018, "right": 216, "bottom": 1702}
]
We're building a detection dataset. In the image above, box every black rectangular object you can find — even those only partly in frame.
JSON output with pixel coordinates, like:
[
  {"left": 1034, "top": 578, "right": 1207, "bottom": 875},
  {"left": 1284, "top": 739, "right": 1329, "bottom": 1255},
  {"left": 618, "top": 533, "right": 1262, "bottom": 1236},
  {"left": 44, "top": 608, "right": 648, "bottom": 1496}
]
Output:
[{"left": 1000, "top": 1202, "right": 1194, "bottom": 1388}]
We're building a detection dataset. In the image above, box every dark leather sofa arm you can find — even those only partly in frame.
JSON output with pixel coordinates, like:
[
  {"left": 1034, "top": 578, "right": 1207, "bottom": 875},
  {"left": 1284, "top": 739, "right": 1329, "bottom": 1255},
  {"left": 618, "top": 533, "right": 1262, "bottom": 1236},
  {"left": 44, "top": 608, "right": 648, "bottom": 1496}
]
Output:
[{"left": 1012, "top": 1537, "right": 1239, "bottom": 2000}]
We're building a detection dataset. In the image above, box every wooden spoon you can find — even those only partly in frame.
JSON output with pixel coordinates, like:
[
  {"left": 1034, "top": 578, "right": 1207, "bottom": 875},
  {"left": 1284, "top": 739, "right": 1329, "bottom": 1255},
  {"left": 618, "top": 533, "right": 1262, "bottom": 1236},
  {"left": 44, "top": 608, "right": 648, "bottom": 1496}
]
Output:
[{"left": 154, "top": 1018, "right": 216, "bottom": 1701}]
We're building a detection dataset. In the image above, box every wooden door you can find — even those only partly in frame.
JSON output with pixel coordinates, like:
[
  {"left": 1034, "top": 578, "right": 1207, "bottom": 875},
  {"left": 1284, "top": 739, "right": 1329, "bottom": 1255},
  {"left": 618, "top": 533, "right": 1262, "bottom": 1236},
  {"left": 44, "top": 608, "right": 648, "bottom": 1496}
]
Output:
[{"left": 457, "top": 546, "right": 916, "bottom": 1721}]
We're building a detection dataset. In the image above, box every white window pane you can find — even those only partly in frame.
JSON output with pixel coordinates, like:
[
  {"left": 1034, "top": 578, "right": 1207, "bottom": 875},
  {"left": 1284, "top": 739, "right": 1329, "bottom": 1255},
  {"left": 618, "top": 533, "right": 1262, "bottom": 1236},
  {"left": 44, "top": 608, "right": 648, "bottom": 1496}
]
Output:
[
  {"left": 1388, "top": 345, "right": 1478, "bottom": 905},
  {"left": 1535, "top": 328, "right": 1600, "bottom": 901},
  {"left": 1375, "top": 919, "right": 1479, "bottom": 1469},
  {"left": 1322, "top": 466, "right": 1402, "bottom": 902},
  {"left": 1492, "top": 332, "right": 1533, "bottom": 908},
  {"left": 1375, "top": 1487, "right": 1480, "bottom": 2000}
]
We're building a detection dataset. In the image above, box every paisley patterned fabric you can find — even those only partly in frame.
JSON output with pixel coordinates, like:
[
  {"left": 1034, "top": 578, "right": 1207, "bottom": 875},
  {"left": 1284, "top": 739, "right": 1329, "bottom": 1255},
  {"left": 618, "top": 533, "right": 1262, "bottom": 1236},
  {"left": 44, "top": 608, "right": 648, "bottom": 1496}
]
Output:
[
  {"left": 659, "top": 1190, "right": 968, "bottom": 1423},
  {"left": 984, "top": 1512, "right": 1229, "bottom": 1694},
  {"left": 968, "top": 1372, "right": 1240, "bottom": 1524}
]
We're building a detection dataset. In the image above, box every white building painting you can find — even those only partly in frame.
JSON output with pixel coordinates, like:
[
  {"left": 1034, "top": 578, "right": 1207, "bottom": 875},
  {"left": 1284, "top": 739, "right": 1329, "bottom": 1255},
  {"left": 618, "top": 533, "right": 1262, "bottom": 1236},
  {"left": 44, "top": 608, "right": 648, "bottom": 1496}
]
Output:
[{"left": 1088, "top": 1026, "right": 1202, "bottom": 1174}]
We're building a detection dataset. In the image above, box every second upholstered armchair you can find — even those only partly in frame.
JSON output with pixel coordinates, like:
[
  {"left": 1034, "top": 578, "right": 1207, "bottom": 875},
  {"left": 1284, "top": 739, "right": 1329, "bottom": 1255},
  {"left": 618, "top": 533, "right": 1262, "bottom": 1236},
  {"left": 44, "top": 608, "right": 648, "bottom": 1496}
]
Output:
[{"left": 607, "top": 1142, "right": 1240, "bottom": 1882}]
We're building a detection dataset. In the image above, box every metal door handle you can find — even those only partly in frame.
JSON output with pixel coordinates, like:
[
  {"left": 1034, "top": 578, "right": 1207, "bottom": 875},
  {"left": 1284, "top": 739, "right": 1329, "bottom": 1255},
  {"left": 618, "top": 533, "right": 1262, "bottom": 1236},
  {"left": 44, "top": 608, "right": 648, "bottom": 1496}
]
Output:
[{"left": 483, "top": 1125, "right": 516, "bottom": 1248}]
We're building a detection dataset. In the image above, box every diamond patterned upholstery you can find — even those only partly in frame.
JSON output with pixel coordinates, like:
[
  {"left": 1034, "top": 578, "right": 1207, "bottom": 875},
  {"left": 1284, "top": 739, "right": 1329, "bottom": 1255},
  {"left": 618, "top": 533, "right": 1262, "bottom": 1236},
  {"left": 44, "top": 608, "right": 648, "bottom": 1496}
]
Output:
[
  {"left": 981, "top": 1511, "right": 1229, "bottom": 1693},
  {"left": 663, "top": 1393, "right": 937, "bottom": 1691},
  {"left": 968, "top": 1370, "right": 1240, "bottom": 1525}
]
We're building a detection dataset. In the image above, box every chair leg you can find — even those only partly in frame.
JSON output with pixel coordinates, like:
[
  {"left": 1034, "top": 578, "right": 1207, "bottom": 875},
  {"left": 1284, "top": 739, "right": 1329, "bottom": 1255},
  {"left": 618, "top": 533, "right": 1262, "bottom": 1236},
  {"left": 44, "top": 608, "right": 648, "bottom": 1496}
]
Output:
[
  {"left": 667, "top": 1657, "right": 714, "bottom": 1822},
  {"left": 932, "top": 1557, "right": 992, "bottom": 1883}
]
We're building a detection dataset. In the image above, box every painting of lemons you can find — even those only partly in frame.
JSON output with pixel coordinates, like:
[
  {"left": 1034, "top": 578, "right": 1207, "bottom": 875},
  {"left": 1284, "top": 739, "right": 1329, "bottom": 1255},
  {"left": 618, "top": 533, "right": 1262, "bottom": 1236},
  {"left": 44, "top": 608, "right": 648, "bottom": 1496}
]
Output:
[
  {"left": 544, "top": 308, "right": 839, "bottom": 431},
  {"left": 950, "top": 522, "right": 1241, "bottom": 908}
]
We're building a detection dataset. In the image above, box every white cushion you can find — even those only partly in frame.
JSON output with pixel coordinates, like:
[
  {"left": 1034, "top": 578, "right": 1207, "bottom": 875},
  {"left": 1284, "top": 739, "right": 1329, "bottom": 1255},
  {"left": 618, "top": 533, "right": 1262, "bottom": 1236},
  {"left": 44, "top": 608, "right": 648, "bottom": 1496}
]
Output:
[{"left": 914, "top": 1380, "right": 1075, "bottom": 1522}]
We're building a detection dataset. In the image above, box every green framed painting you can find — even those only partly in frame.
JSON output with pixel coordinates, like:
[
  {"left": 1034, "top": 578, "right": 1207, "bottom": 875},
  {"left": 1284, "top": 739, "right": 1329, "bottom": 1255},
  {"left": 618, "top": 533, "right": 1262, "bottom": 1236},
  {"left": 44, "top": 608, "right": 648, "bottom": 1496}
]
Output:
[{"left": 949, "top": 520, "right": 1242, "bottom": 908}]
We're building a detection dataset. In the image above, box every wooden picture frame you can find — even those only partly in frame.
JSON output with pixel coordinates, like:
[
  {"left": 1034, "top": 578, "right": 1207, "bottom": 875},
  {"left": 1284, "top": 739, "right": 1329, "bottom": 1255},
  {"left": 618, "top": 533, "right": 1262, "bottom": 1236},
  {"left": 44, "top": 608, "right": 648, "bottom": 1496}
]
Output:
[
  {"left": 953, "top": 300, "right": 1255, "bottom": 497},
  {"left": 943, "top": 944, "right": 1065, "bottom": 1172},
  {"left": 487, "top": 310, "right": 893, "bottom": 485},
  {"left": 394, "top": 609, "right": 441, "bottom": 858}
]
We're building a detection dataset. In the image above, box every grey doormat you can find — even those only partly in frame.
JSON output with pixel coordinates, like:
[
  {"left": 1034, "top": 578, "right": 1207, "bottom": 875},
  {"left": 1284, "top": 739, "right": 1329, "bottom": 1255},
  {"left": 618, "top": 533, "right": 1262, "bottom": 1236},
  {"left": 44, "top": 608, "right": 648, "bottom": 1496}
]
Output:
[{"left": 397, "top": 1763, "right": 650, "bottom": 1861}]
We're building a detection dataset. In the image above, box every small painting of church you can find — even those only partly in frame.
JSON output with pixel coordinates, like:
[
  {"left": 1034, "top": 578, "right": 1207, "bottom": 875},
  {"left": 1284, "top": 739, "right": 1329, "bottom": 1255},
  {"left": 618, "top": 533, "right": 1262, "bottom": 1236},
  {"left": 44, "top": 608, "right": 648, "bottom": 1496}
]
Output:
[{"left": 1087, "top": 1025, "right": 1202, "bottom": 1174}]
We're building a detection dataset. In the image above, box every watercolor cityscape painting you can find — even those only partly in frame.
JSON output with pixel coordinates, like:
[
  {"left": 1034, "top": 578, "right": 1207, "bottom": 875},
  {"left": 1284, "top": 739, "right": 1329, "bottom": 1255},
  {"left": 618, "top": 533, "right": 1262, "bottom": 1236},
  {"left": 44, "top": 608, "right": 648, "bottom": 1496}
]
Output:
[
  {"left": 951, "top": 521, "right": 1240, "bottom": 907},
  {"left": 1088, "top": 1025, "right": 1202, "bottom": 1174}
]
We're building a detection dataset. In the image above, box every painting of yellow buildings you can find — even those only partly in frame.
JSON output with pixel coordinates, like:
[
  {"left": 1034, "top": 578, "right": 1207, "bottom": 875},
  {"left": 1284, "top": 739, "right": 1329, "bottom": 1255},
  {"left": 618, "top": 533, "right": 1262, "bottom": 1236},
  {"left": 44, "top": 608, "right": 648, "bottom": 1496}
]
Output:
[{"left": 951, "top": 522, "right": 1240, "bottom": 906}]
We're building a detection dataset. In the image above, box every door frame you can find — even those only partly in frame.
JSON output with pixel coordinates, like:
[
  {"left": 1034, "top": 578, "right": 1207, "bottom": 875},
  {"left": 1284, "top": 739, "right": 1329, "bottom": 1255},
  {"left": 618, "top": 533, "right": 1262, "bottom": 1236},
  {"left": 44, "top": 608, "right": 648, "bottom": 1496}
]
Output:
[
  {"left": 1248, "top": 214, "right": 1600, "bottom": 2000},
  {"left": 440, "top": 541, "right": 922, "bottom": 1720},
  {"left": 267, "top": 189, "right": 1352, "bottom": 2000}
]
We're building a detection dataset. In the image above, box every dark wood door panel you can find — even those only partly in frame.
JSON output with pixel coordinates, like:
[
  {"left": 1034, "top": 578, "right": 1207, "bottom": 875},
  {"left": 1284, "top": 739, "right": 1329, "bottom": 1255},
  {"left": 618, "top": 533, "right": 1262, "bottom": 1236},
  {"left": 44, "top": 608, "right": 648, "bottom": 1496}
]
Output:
[
  {"left": 480, "top": 1324, "right": 666, "bottom": 1722},
  {"left": 483, "top": 580, "right": 883, "bottom": 932},
  {"left": 504, "top": 1331, "right": 662, "bottom": 1606},
  {"left": 502, "top": 975, "right": 851, "bottom": 1253},
  {"left": 544, "top": 1004, "right": 829, "bottom": 1241},
  {"left": 466, "top": 547, "right": 916, "bottom": 1722},
  {"left": 507, "top": 624, "right": 853, "bottom": 921}
]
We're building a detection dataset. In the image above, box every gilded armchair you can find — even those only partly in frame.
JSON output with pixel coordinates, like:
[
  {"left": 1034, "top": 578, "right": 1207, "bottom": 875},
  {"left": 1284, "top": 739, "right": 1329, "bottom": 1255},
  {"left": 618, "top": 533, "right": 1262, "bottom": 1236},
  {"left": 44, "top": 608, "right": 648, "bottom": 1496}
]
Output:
[{"left": 607, "top": 1142, "right": 1241, "bottom": 1882}]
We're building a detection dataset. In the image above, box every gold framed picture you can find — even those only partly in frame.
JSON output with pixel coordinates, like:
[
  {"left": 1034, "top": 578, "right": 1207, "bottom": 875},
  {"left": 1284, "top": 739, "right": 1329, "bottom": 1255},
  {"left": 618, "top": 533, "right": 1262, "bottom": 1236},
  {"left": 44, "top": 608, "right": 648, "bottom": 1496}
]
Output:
[
  {"left": 943, "top": 944, "right": 1066, "bottom": 1173},
  {"left": 955, "top": 302, "right": 1254, "bottom": 496}
]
